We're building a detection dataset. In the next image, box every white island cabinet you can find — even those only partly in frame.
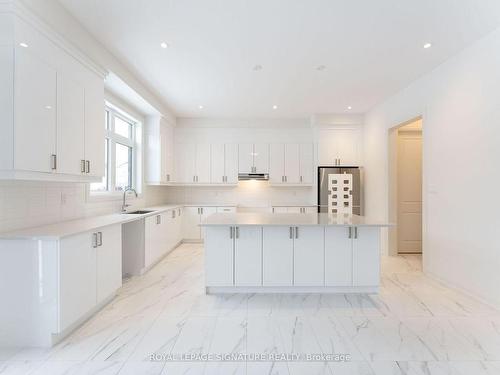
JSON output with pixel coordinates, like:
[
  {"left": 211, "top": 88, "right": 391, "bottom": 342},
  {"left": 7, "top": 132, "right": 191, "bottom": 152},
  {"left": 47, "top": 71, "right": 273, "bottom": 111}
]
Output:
[{"left": 202, "top": 213, "right": 392, "bottom": 293}]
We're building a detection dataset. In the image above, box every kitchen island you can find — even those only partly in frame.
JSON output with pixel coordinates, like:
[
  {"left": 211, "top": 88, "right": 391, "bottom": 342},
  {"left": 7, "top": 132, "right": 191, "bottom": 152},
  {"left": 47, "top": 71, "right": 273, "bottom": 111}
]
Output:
[{"left": 201, "top": 213, "right": 393, "bottom": 294}]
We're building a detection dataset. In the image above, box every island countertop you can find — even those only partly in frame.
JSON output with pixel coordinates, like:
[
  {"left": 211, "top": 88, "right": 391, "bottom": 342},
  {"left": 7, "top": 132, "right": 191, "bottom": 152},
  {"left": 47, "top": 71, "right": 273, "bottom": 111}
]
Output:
[{"left": 201, "top": 212, "right": 393, "bottom": 227}]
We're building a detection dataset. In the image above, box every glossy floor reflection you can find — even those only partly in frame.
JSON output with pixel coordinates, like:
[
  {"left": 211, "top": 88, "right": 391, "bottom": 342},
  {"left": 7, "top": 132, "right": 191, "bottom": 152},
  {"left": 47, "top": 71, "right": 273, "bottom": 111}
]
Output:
[{"left": 2, "top": 244, "right": 500, "bottom": 374}]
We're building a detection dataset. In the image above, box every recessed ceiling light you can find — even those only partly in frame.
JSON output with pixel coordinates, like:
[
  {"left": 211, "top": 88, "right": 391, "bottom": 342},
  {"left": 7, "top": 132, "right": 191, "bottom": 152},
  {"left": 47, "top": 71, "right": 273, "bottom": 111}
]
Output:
[
  {"left": 19, "top": 42, "right": 28, "bottom": 48},
  {"left": 160, "top": 42, "right": 168, "bottom": 49},
  {"left": 253, "top": 64, "right": 263, "bottom": 71},
  {"left": 198, "top": 105, "right": 204, "bottom": 109},
  {"left": 44, "top": 105, "right": 52, "bottom": 110},
  {"left": 423, "top": 43, "right": 432, "bottom": 49},
  {"left": 272, "top": 105, "right": 278, "bottom": 110},
  {"left": 347, "top": 106, "right": 352, "bottom": 110},
  {"left": 316, "top": 65, "right": 326, "bottom": 71}
]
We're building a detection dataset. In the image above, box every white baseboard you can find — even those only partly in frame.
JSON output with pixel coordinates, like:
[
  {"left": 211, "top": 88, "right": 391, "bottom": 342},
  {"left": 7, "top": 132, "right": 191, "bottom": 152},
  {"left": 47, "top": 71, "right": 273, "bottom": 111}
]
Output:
[{"left": 205, "top": 286, "right": 378, "bottom": 294}]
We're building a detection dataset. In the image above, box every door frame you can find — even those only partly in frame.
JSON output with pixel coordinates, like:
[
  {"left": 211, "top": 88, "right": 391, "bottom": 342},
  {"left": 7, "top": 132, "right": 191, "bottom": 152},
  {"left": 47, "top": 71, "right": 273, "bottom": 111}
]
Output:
[{"left": 387, "top": 116, "right": 423, "bottom": 256}]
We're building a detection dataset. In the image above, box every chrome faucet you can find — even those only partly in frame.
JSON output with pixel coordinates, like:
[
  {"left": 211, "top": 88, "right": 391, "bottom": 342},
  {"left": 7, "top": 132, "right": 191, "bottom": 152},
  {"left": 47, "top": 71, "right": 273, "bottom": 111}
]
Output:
[{"left": 122, "top": 187, "right": 138, "bottom": 212}]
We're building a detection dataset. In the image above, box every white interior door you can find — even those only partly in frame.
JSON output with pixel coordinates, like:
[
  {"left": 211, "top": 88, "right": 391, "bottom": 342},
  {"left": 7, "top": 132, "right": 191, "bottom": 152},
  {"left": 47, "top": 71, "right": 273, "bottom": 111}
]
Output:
[
  {"left": 224, "top": 143, "right": 239, "bottom": 183},
  {"left": 262, "top": 227, "right": 293, "bottom": 286},
  {"left": 324, "top": 226, "right": 352, "bottom": 286},
  {"left": 205, "top": 226, "right": 234, "bottom": 286},
  {"left": 293, "top": 226, "right": 324, "bottom": 286},
  {"left": 57, "top": 74, "right": 85, "bottom": 175},
  {"left": 234, "top": 226, "right": 262, "bottom": 286},
  {"left": 211, "top": 143, "right": 225, "bottom": 183},
  {"left": 253, "top": 143, "right": 269, "bottom": 173},
  {"left": 397, "top": 131, "right": 422, "bottom": 254},
  {"left": 196, "top": 143, "right": 211, "bottom": 183},
  {"left": 269, "top": 143, "right": 284, "bottom": 183},
  {"left": 14, "top": 47, "right": 56, "bottom": 173},
  {"left": 352, "top": 227, "right": 380, "bottom": 286},
  {"left": 284, "top": 143, "right": 300, "bottom": 183},
  {"left": 299, "top": 143, "right": 313, "bottom": 184}
]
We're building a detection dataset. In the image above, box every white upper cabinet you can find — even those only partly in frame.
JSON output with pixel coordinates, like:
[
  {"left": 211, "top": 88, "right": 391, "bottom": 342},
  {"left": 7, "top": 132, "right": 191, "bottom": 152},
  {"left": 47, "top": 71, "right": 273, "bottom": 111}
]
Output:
[
  {"left": 146, "top": 116, "right": 174, "bottom": 184},
  {"left": 175, "top": 143, "right": 211, "bottom": 184},
  {"left": 269, "top": 143, "right": 313, "bottom": 185},
  {"left": 0, "top": 13, "right": 106, "bottom": 181},
  {"left": 318, "top": 127, "right": 362, "bottom": 166},
  {"left": 238, "top": 143, "right": 269, "bottom": 174},
  {"left": 14, "top": 46, "right": 57, "bottom": 173},
  {"left": 57, "top": 74, "right": 85, "bottom": 175},
  {"left": 210, "top": 143, "right": 238, "bottom": 184}
]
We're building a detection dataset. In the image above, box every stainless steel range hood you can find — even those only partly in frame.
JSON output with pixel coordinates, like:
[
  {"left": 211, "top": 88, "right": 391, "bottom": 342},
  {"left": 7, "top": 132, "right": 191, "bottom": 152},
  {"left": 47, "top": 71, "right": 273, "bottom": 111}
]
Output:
[{"left": 238, "top": 173, "right": 269, "bottom": 181}]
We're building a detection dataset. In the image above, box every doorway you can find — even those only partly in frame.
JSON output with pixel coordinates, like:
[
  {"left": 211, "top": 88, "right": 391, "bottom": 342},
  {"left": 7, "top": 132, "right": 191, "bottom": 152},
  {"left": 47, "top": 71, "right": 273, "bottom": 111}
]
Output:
[{"left": 388, "top": 118, "right": 423, "bottom": 255}]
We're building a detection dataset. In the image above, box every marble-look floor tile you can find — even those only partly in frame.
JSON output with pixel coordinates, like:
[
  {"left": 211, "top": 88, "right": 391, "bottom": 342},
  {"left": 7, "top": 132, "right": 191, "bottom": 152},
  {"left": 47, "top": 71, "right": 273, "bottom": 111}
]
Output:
[
  {"left": 161, "top": 361, "right": 206, "bottom": 374},
  {"left": 118, "top": 361, "right": 165, "bottom": 375},
  {"left": 29, "top": 360, "right": 123, "bottom": 375},
  {"left": 208, "top": 317, "right": 247, "bottom": 355},
  {"left": 323, "top": 294, "right": 388, "bottom": 317},
  {"left": 170, "top": 316, "right": 217, "bottom": 355},
  {"left": 214, "top": 294, "right": 248, "bottom": 318},
  {"left": 277, "top": 316, "right": 322, "bottom": 355},
  {"left": 246, "top": 316, "right": 286, "bottom": 355},
  {"left": 287, "top": 361, "right": 332, "bottom": 375},
  {"left": 0, "top": 360, "right": 43, "bottom": 375},
  {"left": 247, "top": 361, "right": 289, "bottom": 375},
  {"left": 203, "top": 361, "right": 246, "bottom": 375}
]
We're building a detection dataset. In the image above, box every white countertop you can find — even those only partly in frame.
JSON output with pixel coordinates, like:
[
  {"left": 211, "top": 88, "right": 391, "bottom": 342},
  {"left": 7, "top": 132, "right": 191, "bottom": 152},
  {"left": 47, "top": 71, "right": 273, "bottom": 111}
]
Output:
[
  {"left": 0, "top": 204, "right": 184, "bottom": 240},
  {"left": 201, "top": 213, "right": 393, "bottom": 227}
]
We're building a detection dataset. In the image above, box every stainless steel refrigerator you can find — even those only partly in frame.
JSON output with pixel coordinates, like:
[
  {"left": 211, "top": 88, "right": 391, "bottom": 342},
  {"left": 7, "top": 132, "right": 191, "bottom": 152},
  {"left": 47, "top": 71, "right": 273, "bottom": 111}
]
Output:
[{"left": 317, "top": 166, "right": 363, "bottom": 215}]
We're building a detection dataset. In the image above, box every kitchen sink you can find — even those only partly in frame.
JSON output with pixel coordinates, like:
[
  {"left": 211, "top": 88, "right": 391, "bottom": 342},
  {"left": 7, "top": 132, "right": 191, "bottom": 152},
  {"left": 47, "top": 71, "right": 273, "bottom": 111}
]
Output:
[{"left": 123, "top": 210, "right": 155, "bottom": 215}]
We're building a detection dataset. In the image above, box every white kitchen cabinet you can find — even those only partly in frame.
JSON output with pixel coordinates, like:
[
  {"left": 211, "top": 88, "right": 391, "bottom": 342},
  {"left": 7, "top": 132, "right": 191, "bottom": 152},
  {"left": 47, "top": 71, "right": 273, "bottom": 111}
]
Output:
[
  {"left": 146, "top": 116, "right": 174, "bottom": 184},
  {"left": 0, "top": 14, "right": 106, "bottom": 181},
  {"left": 269, "top": 143, "right": 285, "bottom": 184},
  {"left": 96, "top": 224, "right": 122, "bottom": 304},
  {"left": 238, "top": 143, "right": 269, "bottom": 173},
  {"left": 217, "top": 206, "right": 237, "bottom": 213},
  {"left": 14, "top": 46, "right": 57, "bottom": 173},
  {"left": 145, "top": 213, "right": 165, "bottom": 268},
  {"left": 272, "top": 206, "right": 317, "bottom": 214},
  {"left": 352, "top": 227, "right": 380, "bottom": 286},
  {"left": 183, "top": 206, "right": 218, "bottom": 240},
  {"left": 205, "top": 226, "right": 234, "bottom": 286},
  {"left": 234, "top": 226, "right": 262, "bottom": 286},
  {"left": 59, "top": 231, "right": 97, "bottom": 332},
  {"left": 262, "top": 226, "right": 294, "bottom": 286},
  {"left": 293, "top": 226, "right": 324, "bottom": 286},
  {"left": 318, "top": 127, "right": 362, "bottom": 166},
  {"left": 57, "top": 74, "right": 85, "bottom": 175},
  {"left": 200, "top": 207, "right": 217, "bottom": 239},
  {"left": 175, "top": 143, "right": 211, "bottom": 183},
  {"left": 299, "top": 143, "right": 314, "bottom": 184},
  {"left": 325, "top": 226, "right": 352, "bottom": 286},
  {"left": 83, "top": 80, "right": 105, "bottom": 177},
  {"left": 269, "top": 143, "right": 313, "bottom": 185},
  {"left": 211, "top": 143, "right": 239, "bottom": 184}
]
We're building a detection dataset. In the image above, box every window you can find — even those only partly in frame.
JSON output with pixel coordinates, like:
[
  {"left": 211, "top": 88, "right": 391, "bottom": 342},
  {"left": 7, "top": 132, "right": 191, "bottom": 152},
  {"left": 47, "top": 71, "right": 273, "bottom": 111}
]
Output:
[{"left": 90, "top": 105, "right": 139, "bottom": 194}]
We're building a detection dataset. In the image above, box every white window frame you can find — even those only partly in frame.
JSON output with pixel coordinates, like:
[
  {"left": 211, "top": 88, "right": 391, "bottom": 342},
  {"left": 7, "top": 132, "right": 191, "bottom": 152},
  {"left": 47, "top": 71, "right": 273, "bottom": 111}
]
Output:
[{"left": 88, "top": 102, "right": 142, "bottom": 201}]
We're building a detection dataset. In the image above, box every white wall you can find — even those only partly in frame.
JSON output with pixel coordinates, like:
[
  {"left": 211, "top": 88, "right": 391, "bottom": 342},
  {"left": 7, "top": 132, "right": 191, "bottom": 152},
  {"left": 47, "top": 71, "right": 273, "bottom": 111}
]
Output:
[
  {"left": 364, "top": 27, "right": 500, "bottom": 307},
  {"left": 171, "top": 119, "right": 317, "bottom": 207}
]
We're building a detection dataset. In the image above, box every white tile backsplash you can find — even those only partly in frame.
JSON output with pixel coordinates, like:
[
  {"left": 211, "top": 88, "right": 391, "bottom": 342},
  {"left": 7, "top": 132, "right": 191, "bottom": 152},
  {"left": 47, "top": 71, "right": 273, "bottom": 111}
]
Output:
[{"left": 0, "top": 181, "right": 167, "bottom": 233}]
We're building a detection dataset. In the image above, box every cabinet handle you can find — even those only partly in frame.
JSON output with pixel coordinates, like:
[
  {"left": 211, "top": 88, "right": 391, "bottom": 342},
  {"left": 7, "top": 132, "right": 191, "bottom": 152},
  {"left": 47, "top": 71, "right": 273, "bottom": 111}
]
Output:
[
  {"left": 201, "top": 207, "right": 204, "bottom": 214},
  {"left": 285, "top": 176, "right": 287, "bottom": 182},
  {"left": 81, "top": 160, "right": 86, "bottom": 173},
  {"left": 229, "top": 227, "right": 233, "bottom": 239},
  {"left": 289, "top": 227, "right": 293, "bottom": 239},
  {"left": 167, "top": 174, "right": 170, "bottom": 182},
  {"left": 85, "top": 160, "right": 90, "bottom": 174},
  {"left": 348, "top": 227, "right": 352, "bottom": 239},
  {"left": 172, "top": 210, "right": 175, "bottom": 218},
  {"left": 156, "top": 215, "right": 161, "bottom": 224},
  {"left": 51, "top": 154, "right": 57, "bottom": 170},
  {"left": 300, "top": 175, "right": 303, "bottom": 183},
  {"left": 295, "top": 227, "right": 299, "bottom": 238},
  {"left": 354, "top": 227, "right": 358, "bottom": 239},
  {"left": 97, "top": 231, "right": 103, "bottom": 246},
  {"left": 92, "top": 233, "right": 98, "bottom": 248},
  {"left": 178, "top": 208, "right": 181, "bottom": 216},
  {"left": 235, "top": 227, "right": 239, "bottom": 239}
]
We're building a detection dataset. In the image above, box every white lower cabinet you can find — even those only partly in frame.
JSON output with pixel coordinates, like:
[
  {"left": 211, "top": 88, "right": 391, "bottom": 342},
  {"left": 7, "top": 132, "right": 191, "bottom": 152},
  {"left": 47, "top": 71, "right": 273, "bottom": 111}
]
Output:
[
  {"left": 59, "top": 223, "right": 122, "bottom": 333},
  {"left": 59, "top": 231, "right": 97, "bottom": 332},
  {"left": 96, "top": 225, "right": 122, "bottom": 304},
  {"left": 145, "top": 210, "right": 182, "bottom": 269},
  {"left": 325, "top": 226, "right": 353, "bottom": 286},
  {"left": 293, "top": 226, "right": 324, "bottom": 286},
  {"left": 352, "top": 227, "right": 380, "bottom": 286},
  {"left": 183, "top": 206, "right": 232, "bottom": 240},
  {"left": 234, "top": 227, "right": 262, "bottom": 286},
  {"left": 263, "top": 227, "right": 294, "bottom": 286},
  {"left": 205, "top": 226, "right": 234, "bottom": 286}
]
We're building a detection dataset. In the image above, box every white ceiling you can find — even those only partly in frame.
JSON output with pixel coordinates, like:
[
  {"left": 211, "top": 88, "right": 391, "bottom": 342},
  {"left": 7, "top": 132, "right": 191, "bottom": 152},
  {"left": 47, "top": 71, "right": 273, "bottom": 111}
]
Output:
[{"left": 58, "top": 0, "right": 500, "bottom": 119}]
